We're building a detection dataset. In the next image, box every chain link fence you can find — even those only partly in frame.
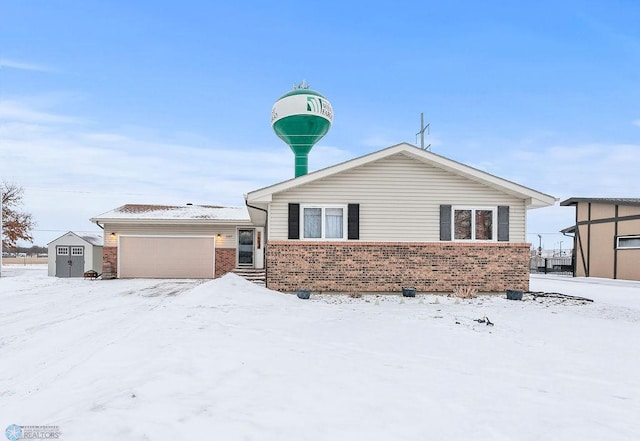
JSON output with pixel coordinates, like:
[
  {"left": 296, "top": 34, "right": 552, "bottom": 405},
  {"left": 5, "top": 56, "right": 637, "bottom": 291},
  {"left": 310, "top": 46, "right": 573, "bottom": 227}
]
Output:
[{"left": 530, "top": 256, "right": 573, "bottom": 275}]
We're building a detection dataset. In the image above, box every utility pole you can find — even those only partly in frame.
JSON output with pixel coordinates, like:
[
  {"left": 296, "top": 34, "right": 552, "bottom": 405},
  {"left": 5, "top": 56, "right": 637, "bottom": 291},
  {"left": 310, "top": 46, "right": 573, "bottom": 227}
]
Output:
[
  {"left": 537, "top": 234, "right": 542, "bottom": 256},
  {"left": 0, "top": 192, "right": 3, "bottom": 278}
]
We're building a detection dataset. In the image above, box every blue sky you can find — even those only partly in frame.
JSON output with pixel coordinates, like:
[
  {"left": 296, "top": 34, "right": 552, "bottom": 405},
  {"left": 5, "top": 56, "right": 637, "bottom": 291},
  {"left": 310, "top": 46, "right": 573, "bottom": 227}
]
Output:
[{"left": 1, "top": 0, "right": 639, "bottom": 250}]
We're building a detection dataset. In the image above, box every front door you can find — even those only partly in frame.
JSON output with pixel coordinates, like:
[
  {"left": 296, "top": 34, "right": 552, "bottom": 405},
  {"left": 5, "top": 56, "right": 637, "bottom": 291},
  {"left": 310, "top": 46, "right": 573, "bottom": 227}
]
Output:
[
  {"left": 237, "top": 229, "right": 254, "bottom": 267},
  {"left": 56, "top": 246, "right": 85, "bottom": 277}
]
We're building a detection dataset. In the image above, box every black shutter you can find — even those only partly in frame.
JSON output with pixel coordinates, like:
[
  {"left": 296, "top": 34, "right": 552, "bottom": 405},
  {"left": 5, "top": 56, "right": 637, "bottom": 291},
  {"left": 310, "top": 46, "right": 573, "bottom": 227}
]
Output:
[
  {"left": 288, "top": 203, "right": 300, "bottom": 239},
  {"left": 440, "top": 205, "right": 452, "bottom": 241},
  {"left": 498, "top": 206, "right": 509, "bottom": 242},
  {"left": 348, "top": 204, "right": 360, "bottom": 240}
]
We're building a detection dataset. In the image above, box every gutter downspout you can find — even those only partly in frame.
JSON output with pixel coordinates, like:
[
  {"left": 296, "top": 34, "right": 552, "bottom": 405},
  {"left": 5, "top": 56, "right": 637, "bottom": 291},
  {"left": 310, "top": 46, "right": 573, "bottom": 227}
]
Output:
[
  {"left": 561, "top": 230, "right": 576, "bottom": 277},
  {"left": 245, "top": 200, "right": 269, "bottom": 287}
]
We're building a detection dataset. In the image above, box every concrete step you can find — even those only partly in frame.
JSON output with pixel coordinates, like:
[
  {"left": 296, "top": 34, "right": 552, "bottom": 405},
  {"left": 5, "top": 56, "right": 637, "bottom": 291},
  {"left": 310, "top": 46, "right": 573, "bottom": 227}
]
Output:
[{"left": 232, "top": 268, "right": 266, "bottom": 285}]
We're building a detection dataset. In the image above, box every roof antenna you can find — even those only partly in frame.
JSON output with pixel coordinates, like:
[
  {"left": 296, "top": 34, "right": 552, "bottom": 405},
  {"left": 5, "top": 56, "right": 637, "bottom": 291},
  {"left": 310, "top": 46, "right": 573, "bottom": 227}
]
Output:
[{"left": 415, "top": 112, "right": 431, "bottom": 150}]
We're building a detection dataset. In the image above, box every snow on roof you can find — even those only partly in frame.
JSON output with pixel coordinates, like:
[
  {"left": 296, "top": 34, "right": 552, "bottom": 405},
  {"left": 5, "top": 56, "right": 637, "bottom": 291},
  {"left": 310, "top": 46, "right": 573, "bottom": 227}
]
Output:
[
  {"left": 91, "top": 204, "right": 250, "bottom": 222},
  {"left": 47, "top": 231, "right": 103, "bottom": 246},
  {"left": 78, "top": 233, "right": 103, "bottom": 246}
]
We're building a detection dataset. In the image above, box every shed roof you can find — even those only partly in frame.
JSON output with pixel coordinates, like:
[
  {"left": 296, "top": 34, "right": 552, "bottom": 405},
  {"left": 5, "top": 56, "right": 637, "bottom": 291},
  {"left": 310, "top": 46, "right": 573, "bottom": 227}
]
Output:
[
  {"left": 90, "top": 204, "right": 250, "bottom": 223},
  {"left": 560, "top": 197, "right": 640, "bottom": 207},
  {"left": 48, "top": 231, "right": 103, "bottom": 246},
  {"left": 79, "top": 233, "right": 104, "bottom": 246}
]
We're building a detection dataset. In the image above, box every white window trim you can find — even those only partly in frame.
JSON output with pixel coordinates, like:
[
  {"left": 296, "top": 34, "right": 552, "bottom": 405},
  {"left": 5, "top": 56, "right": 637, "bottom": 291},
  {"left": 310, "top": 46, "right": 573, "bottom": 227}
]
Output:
[
  {"left": 616, "top": 235, "right": 640, "bottom": 249},
  {"left": 300, "top": 204, "right": 348, "bottom": 241},
  {"left": 451, "top": 206, "right": 498, "bottom": 242},
  {"left": 71, "top": 247, "right": 84, "bottom": 256},
  {"left": 57, "top": 246, "right": 69, "bottom": 256}
]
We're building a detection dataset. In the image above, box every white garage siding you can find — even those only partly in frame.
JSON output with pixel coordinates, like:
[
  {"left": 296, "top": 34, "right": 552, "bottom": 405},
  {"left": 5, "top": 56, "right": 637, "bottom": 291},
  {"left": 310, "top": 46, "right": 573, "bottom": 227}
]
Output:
[
  {"left": 118, "top": 236, "right": 215, "bottom": 279},
  {"left": 103, "top": 224, "right": 246, "bottom": 247}
]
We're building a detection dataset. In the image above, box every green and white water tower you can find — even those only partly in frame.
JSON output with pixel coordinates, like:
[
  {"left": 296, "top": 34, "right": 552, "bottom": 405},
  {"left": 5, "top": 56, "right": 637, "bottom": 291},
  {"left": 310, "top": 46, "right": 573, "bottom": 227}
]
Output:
[{"left": 271, "top": 82, "right": 333, "bottom": 177}]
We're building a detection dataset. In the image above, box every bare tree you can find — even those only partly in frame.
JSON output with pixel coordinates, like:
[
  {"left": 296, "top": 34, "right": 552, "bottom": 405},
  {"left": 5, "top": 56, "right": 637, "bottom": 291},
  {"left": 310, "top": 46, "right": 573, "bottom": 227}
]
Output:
[{"left": 2, "top": 182, "right": 35, "bottom": 250}]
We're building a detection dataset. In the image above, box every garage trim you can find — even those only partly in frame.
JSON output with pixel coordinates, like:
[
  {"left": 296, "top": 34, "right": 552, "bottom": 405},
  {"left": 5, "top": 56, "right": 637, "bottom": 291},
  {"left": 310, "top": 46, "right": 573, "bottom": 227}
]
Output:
[{"left": 117, "top": 235, "right": 216, "bottom": 279}]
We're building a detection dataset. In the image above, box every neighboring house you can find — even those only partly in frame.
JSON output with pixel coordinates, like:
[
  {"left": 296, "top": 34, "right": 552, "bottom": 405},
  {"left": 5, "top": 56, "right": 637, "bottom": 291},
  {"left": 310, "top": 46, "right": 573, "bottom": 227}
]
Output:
[
  {"left": 561, "top": 198, "right": 640, "bottom": 281},
  {"left": 90, "top": 204, "right": 260, "bottom": 279},
  {"left": 246, "top": 143, "right": 556, "bottom": 292},
  {"left": 48, "top": 231, "right": 103, "bottom": 277}
]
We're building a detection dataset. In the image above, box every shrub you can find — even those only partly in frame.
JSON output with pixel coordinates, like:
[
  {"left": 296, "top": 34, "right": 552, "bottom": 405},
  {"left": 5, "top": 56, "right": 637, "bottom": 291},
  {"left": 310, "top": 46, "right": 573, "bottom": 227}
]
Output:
[{"left": 452, "top": 286, "right": 478, "bottom": 299}]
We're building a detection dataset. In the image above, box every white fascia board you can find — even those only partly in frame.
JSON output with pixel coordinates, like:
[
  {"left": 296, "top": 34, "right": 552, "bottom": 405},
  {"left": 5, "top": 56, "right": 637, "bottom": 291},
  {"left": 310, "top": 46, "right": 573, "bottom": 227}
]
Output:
[
  {"left": 246, "top": 194, "right": 272, "bottom": 204},
  {"left": 527, "top": 197, "right": 560, "bottom": 209}
]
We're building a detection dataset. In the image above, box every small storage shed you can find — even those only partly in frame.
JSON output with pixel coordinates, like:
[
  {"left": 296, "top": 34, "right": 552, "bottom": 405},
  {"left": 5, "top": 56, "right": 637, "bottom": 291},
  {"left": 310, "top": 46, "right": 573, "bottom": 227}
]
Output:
[{"left": 48, "top": 231, "right": 103, "bottom": 277}]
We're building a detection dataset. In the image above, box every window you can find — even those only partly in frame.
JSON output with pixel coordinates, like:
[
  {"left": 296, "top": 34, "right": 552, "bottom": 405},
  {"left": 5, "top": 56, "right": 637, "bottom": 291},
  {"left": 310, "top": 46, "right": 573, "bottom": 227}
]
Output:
[
  {"left": 57, "top": 247, "right": 69, "bottom": 256},
  {"left": 71, "top": 247, "right": 84, "bottom": 256},
  {"left": 453, "top": 207, "right": 496, "bottom": 241},
  {"left": 301, "top": 205, "right": 346, "bottom": 240},
  {"left": 617, "top": 236, "right": 640, "bottom": 249}
]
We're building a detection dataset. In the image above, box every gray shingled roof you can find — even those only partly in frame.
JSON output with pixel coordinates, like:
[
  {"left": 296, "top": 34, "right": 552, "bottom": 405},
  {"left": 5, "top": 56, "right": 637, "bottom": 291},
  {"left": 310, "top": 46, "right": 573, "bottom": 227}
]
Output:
[{"left": 560, "top": 198, "right": 640, "bottom": 207}]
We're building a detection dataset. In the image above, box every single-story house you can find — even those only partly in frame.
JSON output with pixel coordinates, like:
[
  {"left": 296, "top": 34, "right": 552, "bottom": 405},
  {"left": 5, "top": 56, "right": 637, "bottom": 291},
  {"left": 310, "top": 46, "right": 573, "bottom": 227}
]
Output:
[
  {"left": 246, "top": 143, "right": 555, "bottom": 292},
  {"left": 561, "top": 197, "right": 640, "bottom": 281},
  {"left": 90, "top": 204, "right": 261, "bottom": 279},
  {"left": 48, "top": 231, "right": 103, "bottom": 277},
  {"left": 91, "top": 143, "right": 555, "bottom": 292}
]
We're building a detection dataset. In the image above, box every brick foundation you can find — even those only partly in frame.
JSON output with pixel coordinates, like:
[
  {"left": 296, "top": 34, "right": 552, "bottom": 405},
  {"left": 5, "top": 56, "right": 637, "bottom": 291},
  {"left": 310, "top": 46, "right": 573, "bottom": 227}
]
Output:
[
  {"left": 215, "top": 248, "right": 236, "bottom": 278},
  {"left": 102, "top": 246, "right": 117, "bottom": 279},
  {"left": 266, "top": 241, "right": 530, "bottom": 293}
]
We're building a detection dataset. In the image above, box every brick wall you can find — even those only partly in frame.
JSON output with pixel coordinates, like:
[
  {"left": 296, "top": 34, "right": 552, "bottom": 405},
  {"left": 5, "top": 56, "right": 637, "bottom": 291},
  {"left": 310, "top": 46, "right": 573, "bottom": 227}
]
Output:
[
  {"left": 266, "top": 241, "right": 530, "bottom": 293},
  {"left": 215, "top": 248, "right": 236, "bottom": 278},
  {"left": 102, "top": 246, "right": 117, "bottom": 279}
]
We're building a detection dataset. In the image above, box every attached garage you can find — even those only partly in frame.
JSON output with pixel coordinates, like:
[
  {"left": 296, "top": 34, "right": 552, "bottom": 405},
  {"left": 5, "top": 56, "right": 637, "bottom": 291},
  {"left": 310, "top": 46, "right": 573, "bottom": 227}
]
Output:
[
  {"left": 90, "top": 204, "right": 257, "bottom": 279},
  {"left": 119, "top": 236, "right": 215, "bottom": 279}
]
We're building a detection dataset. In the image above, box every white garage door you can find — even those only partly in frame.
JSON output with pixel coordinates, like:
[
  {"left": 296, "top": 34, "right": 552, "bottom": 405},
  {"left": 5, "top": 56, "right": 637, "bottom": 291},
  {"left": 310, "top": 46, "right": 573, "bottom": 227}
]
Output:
[{"left": 119, "top": 236, "right": 215, "bottom": 279}]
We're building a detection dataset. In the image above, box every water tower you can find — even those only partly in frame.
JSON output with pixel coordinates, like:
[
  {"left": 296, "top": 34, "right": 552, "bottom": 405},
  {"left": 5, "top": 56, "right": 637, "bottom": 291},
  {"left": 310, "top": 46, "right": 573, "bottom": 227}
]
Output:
[{"left": 271, "top": 81, "right": 333, "bottom": 177}]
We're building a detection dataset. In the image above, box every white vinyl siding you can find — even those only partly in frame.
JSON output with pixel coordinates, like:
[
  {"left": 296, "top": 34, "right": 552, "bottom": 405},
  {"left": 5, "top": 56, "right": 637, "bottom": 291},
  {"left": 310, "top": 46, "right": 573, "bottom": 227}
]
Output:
[
  {"left": 268, "top": 153, "right": 526, "bottom": 242},
  {"left": 103, "top": 223, "right": 252, "bottom": 247}
]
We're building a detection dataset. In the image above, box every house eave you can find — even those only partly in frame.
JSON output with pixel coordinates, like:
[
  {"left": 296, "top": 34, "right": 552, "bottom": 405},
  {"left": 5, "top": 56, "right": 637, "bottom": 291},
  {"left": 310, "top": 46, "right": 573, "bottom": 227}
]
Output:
[
  {"left": 246, "top": 142, "right": 556, "bottom": 208},
  {"left": 90, "top": 218, "right": 253, "bottom": 225}
]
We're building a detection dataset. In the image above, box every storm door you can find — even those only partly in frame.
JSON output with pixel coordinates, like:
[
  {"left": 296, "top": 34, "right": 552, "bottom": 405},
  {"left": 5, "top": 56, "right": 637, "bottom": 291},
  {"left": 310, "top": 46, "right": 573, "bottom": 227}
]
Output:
[{"left": 237, "top": 229, "right": 254, "bottom": 267}]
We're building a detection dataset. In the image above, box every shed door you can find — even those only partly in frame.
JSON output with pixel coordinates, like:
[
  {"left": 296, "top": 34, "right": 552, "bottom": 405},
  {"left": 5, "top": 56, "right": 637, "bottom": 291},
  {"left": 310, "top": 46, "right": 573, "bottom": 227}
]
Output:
[
  {"left": 56, "top": 246, "right": 84, "bottom": 277},
  {"left": 119, "top": 236, "right": 215, "bottom": 279}
]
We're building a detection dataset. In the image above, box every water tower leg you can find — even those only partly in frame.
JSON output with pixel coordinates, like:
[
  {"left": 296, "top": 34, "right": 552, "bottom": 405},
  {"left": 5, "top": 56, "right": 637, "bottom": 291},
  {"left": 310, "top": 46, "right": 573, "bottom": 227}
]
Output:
[{"left": 295, "top": 154, "right": 308, "bottom": 177}]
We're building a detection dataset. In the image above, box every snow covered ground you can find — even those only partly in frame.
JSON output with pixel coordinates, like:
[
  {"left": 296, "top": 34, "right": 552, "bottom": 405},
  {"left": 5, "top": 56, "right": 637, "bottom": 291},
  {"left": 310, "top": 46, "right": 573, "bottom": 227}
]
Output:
[{"left": 1, "top": 266, "right": 639, "bottom": 441}]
